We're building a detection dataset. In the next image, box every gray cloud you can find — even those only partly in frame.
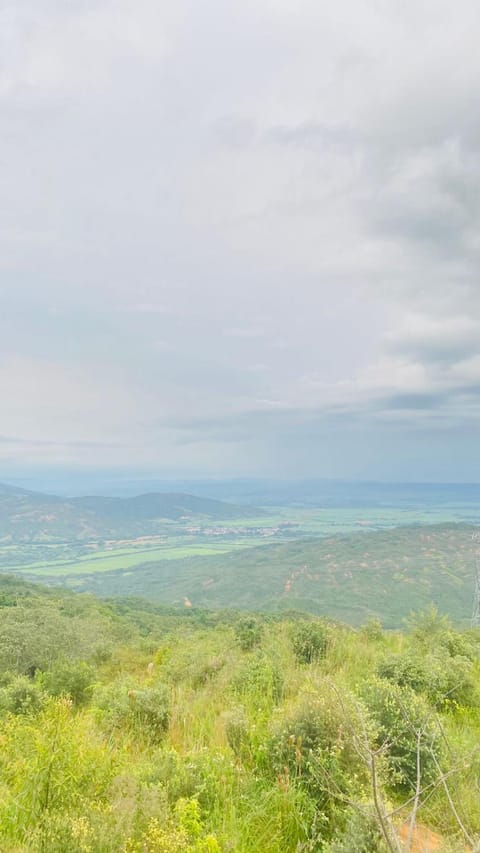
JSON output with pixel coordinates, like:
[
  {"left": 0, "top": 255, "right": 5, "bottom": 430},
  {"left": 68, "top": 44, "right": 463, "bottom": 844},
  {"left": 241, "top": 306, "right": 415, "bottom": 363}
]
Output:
[
  {"left": 265, "top": 121, "right": 360, "bottom": 150},
  {"left": 1, "top": 0, "right": 480, "bottom": 480}
]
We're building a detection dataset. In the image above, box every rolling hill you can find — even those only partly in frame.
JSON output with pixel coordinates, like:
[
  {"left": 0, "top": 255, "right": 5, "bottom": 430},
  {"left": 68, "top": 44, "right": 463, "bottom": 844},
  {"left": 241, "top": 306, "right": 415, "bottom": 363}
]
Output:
[
  {"left": 0, "top": 482, "right": 259, "bottom": 542},
  {"left": 43, "top": 523, "right": 479, "bottom": 627}
]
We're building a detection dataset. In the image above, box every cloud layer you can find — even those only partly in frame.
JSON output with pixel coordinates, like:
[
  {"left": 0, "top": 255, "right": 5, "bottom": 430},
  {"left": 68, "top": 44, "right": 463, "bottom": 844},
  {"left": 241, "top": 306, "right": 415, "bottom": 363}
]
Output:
[{"left": 1, "top": 0, "right": 479, "bottom": 480}]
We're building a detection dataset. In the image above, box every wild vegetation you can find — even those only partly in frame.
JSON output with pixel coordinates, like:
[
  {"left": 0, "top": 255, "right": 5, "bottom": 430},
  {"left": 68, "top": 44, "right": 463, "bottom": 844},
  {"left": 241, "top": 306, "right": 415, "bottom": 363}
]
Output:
[
  {"left": 37, "top": 524, "right": 479, "bottom": 628},
  {"left": 0, "top": 576, "right": 479, "bottom": 851}
]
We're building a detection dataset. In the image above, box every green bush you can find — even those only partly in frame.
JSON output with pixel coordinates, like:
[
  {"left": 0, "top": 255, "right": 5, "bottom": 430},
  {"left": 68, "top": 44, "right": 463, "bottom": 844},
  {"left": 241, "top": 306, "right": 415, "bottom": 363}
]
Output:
[
  {"left": 232, "top": 651, "right": 284, "bottom": 707},
  {"left": 125, "top": 798, "right": 220, "bottom": 852},
  {"left": 361, "top": 678, "right": 442, "bottom": 793},
  {"left": 0, "top": 698, "right": 116, "bottom": 843},
  {"left": 191, "top": 656, "right": 225, "bottom": 690},
  {"left": 0, "top": 674, "right": 44, "bottom": 716},
  {"left": 223, "top": 706, "right": 250, "bottom": 758},
  {"left": 361, "top": 618, "right": 383, "bottom": 641},
  {"left": 377, "top": 650, "right": 479, "bottom": 710},
  {"left": 162, "top": 638, "right": 228, "bottom": 689},
  {"left": 377, "top": 653, "right": 430, "bottom": 694},
  {"left": 405, "top": 605, "right": 452, "bottom": 646},
  {"left": 438, "top": 630, "right": 478, "bottom": 662},
  {"left": 327, "top": 807, "right": 388, "bottom": 852},
  {"left": 0, "top": 602, "right": 114, "bottom": 676},
  {"left": 292, "top": 621, "right": 328, "bottom": 664},
  {"left": 235, "top": 616, "right": 264, "bottom": 651},
  {"left": 39, "top": 660, "right": 96, "bottom": 706},
  {"left": 95, "top": 681, "right": 170, "bottom": 742},
  {"left": 267, "top": 688, "right": 368, "bottom": 839}
]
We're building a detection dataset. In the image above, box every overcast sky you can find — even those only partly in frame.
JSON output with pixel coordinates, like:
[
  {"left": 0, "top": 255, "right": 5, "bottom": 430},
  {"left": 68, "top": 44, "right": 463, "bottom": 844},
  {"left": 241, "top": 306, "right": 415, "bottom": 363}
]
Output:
[{"left": 1, "top": 0, "right": 480, "bottom": 483}]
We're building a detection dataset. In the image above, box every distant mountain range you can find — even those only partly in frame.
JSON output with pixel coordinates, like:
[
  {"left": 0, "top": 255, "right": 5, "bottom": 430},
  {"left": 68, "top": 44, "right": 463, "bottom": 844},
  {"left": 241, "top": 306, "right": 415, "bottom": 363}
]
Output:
[{"left": 0, "top": 482, "right": 258, "bottom": 542}]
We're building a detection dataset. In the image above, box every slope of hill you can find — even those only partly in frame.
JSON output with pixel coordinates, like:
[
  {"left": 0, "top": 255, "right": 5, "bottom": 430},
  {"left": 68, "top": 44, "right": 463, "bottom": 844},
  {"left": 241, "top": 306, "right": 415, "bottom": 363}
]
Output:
[
  {"left": 45, "top": 523, "right": 479, "bottom": 627},
  {"left": 0, "top": 575, "right": 478, "bottom": 851},
  {"left": 0, "top": 482, "right": 259, "bottom": 542},
  {"left": 70, "top": 492, "right": 256, "bottom": 522}
]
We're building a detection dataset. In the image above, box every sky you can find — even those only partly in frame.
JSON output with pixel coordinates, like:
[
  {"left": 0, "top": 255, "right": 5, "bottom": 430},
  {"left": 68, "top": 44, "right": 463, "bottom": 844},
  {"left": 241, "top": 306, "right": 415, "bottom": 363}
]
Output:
[{"left": 1, "top": 0, "right": 480, "bottom": 484}]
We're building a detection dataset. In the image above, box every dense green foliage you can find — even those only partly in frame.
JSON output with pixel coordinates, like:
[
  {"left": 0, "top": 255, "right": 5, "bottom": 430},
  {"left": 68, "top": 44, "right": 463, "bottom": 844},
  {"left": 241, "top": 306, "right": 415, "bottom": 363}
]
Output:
[
  {"left": 0, "top": 578, "right": 479, "bottom": 851},
  {"left": 42, "top": 523, "right": 479, "bottom": 627}
]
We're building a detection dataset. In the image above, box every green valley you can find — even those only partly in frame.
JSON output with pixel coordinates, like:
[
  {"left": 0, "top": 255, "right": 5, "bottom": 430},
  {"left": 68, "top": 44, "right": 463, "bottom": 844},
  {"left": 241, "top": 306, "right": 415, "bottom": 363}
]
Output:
[{"left": 19, "top": 523, "right": 479, "bottom": 628}]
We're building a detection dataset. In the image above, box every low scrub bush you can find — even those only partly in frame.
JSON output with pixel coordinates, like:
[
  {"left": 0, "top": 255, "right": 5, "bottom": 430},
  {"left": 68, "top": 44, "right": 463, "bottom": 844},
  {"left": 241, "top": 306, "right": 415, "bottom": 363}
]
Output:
[
  {"left": 223, "top": 706, "right": 250, "bottom": 758},
  {"left": 95, "top": 681, "right": 170, "bottom": 742},
  {"left": 234, "top": 616, "right": 264, "bottom": 651},
  {"left": 0, "top": 673, "right": 44, "bottom": 716},
  {"left": 361, "top": 678, "right": 442, "bottom": 793},
  {"left": 232, "top": 650, "right": 284, "bottom": 707},
  {"left": 267, "top": 686, "right": 368, "bottom": 839},
  {"left": 39, "top": 659, "right": 96, "bottom": 706},
  {"left": 361, "top": 618, "right": 384, "bottom": 642},
  {"left": 378, "top": 650, "right": 479, "bottom": 710},
  {"left": 125, "top": 798, "right": 220, "bottom": 852},
  {"left": 292, "top": 621, "right": 328, "bottom": 664}
]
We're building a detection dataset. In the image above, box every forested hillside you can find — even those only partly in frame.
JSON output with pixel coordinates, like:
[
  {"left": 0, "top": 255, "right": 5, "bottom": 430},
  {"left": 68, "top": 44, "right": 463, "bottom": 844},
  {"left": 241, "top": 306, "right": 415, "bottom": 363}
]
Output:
[
  {"left": 0, "top": 482, "right": 257, "bottom": 541},
  {"left": 0, "top": 576, "right": 479, "bottom": 851},
  {"left": 49, "top": 524, "right": 479, "bottom": 628}
]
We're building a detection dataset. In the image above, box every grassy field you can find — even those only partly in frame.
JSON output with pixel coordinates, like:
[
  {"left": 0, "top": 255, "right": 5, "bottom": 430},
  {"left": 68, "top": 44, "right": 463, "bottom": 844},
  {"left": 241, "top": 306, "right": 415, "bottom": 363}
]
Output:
[
  {"left": 215, "top": 504, "right": 480, "bottom": 532},
  {"left": 3, "top": 540, "right": 264, "bottom": 577}
]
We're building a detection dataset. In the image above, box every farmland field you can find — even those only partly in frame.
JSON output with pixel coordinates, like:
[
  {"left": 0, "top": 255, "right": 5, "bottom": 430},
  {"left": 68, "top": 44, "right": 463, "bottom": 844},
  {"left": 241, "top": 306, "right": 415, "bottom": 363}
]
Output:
[{"left": 15, "top": 540, "right": 260, "bottom": 576}]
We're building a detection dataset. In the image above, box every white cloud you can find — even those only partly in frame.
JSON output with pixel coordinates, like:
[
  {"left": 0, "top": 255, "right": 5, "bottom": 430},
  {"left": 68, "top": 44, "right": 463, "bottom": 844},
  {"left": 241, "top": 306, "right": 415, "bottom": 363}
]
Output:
[{"left": 1, "top": 0, "right": 479, "bottom": 477}]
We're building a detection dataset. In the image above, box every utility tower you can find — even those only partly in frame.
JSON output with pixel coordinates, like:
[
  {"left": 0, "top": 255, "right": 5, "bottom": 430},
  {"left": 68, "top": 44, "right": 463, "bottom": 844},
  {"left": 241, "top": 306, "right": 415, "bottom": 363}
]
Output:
[{"left": 471, "top": 537, "right": 480, "bottom": 628}]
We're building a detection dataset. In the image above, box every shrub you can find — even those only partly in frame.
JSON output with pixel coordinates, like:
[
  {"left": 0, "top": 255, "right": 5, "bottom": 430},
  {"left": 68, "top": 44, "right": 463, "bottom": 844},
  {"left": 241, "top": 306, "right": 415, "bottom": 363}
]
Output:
[
  {"left": 405, "top": 605, "right": 451, "bottom": 646},
  {"left": 438, "top": 630, "right": 478, "bottom": 662},
  {"left": 235, "top": 616, "right": 264, "bottom": 651},
  {"left": 39, "top": 660, "right": 96, "bottom": 706},
  {"left": 377, "top": 651, "right": 479, "bottom": 710},
  {"left": 327, "top": 807, "right": 388, "bottom": 852},
  {"left": 163, "top": 640, "right": 228, "bottom": 689},
  {"left": 125, "top": 798, "right": 220, "bottom": 853},
  {"left": 269, "top": 689, "right": 363, "bottom": 778},
  {"left": 191, "top": 656, "right": 225, "bottom": 690},
  {"left": 92, "top": 642, "right": 113, "bottom": 665},
  {"left": 361, "top": 678, "right": 442, "bottom": 793},
  {"left": 0, "top": 674, "right": 44, "bottom": 716},
  {"left": 0, "top": 698, "right": 116, "bottom": 842},
  {"left": 95, "top": 681, "right": 170, "bottom": 742},
  {"left": 267, "top": 687, "right": 368, "bottom": 838},
  {"left": 232, "top": 651, "right": 284, "bottom": 707},
  {"left": 130, "top": 685, "right": 170, "bottom": 740},
  {"left": 361, "top": 618, "right": 383, "bottom": 642},
  {"left": 377, "top": 653, "right": 431, "bottom": 694},
  {"left": 292, "top": 621, "right": 328, "bottom": 663},
  {"left": 0, "top": 603, "right": 113, "bottom": 676},
  {"left": 223, "top": 706, "right": 250, "bottom": 758}
]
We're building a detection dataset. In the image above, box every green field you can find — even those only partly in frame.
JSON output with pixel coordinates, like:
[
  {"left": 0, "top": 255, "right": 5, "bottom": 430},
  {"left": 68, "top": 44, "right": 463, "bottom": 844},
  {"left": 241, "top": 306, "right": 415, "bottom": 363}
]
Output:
[
  {"left": 3, "top": 502, "right": 477, "bottom": 576},
  {"left": 2, "top": 540, "right": 264, "bottom": 577}
]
